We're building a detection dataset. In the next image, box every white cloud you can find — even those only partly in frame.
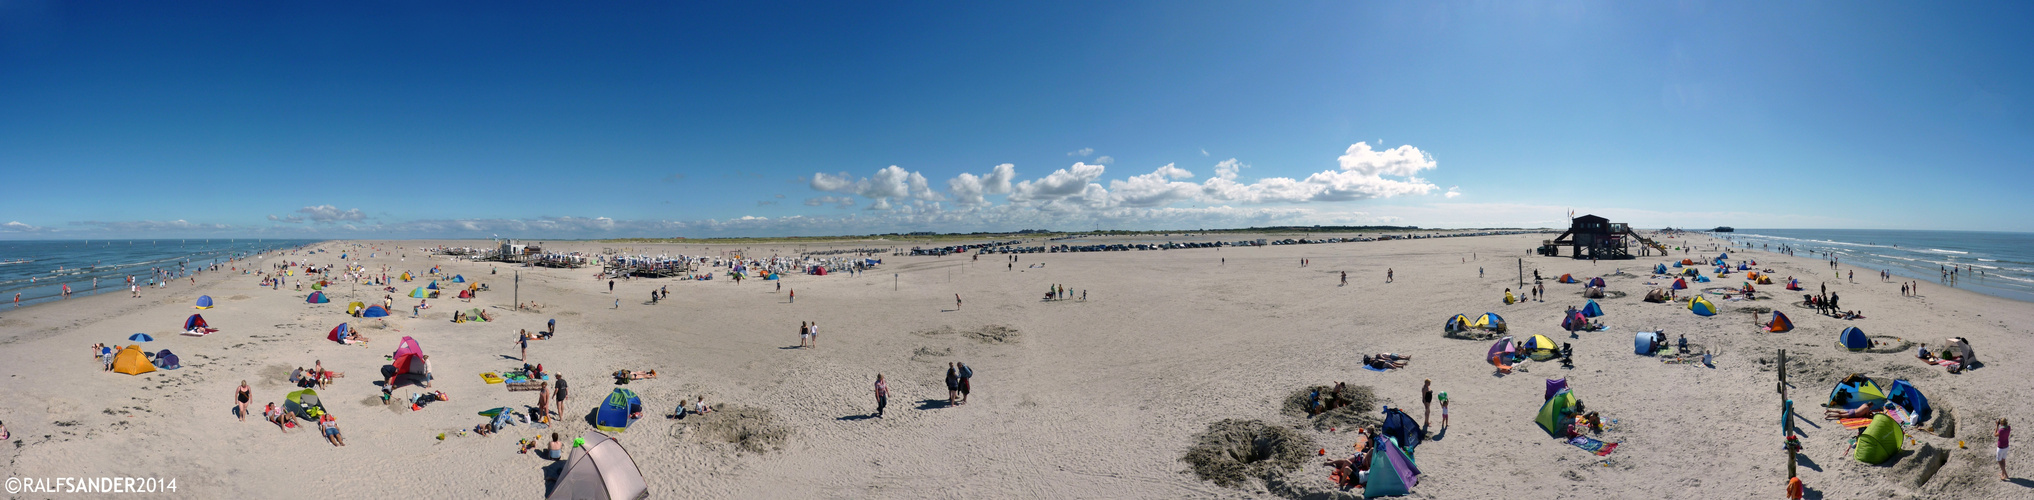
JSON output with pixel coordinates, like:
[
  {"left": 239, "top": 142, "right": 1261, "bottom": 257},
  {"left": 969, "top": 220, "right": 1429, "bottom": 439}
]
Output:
[
  {"left": 947, "top": 163, "right": 1017, "bottom": 206},
  {"left": 1094, "top": 155, "right": 1114, "bottom": 165},
  {"left": 804, "top": 196, "right": 856, "bottom": 209},
  {"left": 1198, "top": 143, "right": 1438, "bottom": 203},
  {"left": 267, "top": 214, "right": 306, "bottom": 223},
  {"left": 1067, "top": 147, "right": 1094, "bottom": 157},
  {"left": 1108, "top": 164, "right": 1202, "bottom": 208},
  {"left": 2, "top": 221, "right": 47, "bottom": 232},
  {"left": 1200, "top": 148, "right": 1210, "bottom": 157},
  {"left": 296, "top": 205, "right": 367, "bottom": 223},
  {"left": 809, "top": 165, "right": 944, "bottom": 210},
  {"left": 1445, "top": 186, "right": 1461, "bottom": 198},
  {"left": 1009, "top": 162, "right": 1107, "bottom": 202}
]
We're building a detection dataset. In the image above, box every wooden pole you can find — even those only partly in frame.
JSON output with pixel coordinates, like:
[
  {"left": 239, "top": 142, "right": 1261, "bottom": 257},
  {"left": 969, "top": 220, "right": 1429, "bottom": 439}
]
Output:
[{"left": 1781, "top": 348, "right": 1796, "bottom": 478}]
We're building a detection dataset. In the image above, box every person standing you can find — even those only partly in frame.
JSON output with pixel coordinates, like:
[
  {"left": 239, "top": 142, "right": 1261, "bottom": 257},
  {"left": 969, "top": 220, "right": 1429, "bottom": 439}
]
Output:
[
  {"left": 872, "top": 374, "right": 889, "bottom": 418},
  {"left": 1999, "top": 418, "right": 2013, "bottom": 481},
  {"left": 421, "top": 355, "right": 435, "bottom": 389},
  {"left": 809, "top": 322, "right": 818, "bottom": 348},
  {"left": 800, "top": 321, "right": 811, "bottom": 348},
  {"left": 608, "top": 279, "right": 614, "bottom": 293},
  {"left": 1341, "top": 272, "right": 1348, "bottom": 287},
  {"left": 957, "top": 362, "right": 973, "bottom": 405},
  {"left": 536, "top": 383, "right": 552, "bottom": 424},
  {"left": 554, "top": 374, "right": 570, "bottom": 418},
  {"left": 1421, "top": 379, "right": 1435, "bottom": 429},
  {"left": 1387, "top": 268, "right": 1393, "bottom": 283},
  {"left": 235, "top": 381, "right": 252, "bottom": 422},
  {"left": 789, "top": 289, "right": 795, "bottom": 303},
  {"left": 515, "top": 331, "right": 530, "bottom": 361},
  {"left": 1438, "top": 392, "right": 1450, "bottom": 428},
  {"left": 955, "top": 294, "right": 962, "bottom": 310},
  {"left": 945, "top": 363, "right": 961, "bottom": 406}
]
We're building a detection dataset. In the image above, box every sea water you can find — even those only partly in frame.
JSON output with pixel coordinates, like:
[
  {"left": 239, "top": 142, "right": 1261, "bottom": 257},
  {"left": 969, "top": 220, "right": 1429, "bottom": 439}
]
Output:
[
  {"left": 0, "top": 239, "right": 321, "bottom": 307},
  {"left": 1718, "top": 229, "right": 2034, "bottom": 303}
]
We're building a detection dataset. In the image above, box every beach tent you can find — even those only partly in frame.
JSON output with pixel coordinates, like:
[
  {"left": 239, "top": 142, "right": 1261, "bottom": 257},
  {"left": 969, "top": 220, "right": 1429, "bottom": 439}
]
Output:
[
  {"left": 1688, "top": 296, "right": 1718, "bottom": 316},
  {"left": 465, "top": 308, "right": 488, "bottom": 322},
  {"left": 1472, "top": 313, "right": 1507, "bottom": 332},
  {"left": 1587, "top": 277, "right": 1606, "bottom": 288},
  {"left": 458, "top": 289, "right": 473, "bottom": 299},
  {"left": 1580, "top": 300, "right": 1604, "bottom": 318},
  {"left": 546, "top": 430, "right": 650, "bottom": 500},
  {"left": 1522, "top": 335, "right": 1559, "bottom": 360},
  {"left": 594, "top": 388, "right": 642, "bottom": 432},
  {"left": 1654, "top": 263, "right": 1669, "bottom": 274},
  {"left": 1786, "top": 279, "right": 1803, "bottom": 291},
  {"left": 284, "top": 389, "right": 324, "bottom": 419},
  {"left": 451, "top": 275, "right": 466, "bottom": 283},
  {"left": 1536, "top": 389, "right": 1580, "bottom": 438},
  {"left": 152, "top": 349, "right": 181, "bottom": 369},
  {"left": 1634, "top": 332, "right": 1657, "bottom": 355},
  {"left": 1718, "top": 252, "right": 1729, "bottom": 260},
  {"left": 1561, "top": 311, "right": 1588, "bottom": 332},
  {"left": 1853, "top": 414, "right": 1905, "bottom": 464},
  {"left": 1943, "top": 338, "right": 1978, "bottom": 364},
  {"left": 1757, "top": 275, "right": 1774, "bottom": 285},
  {"left": 1363, "top": 433, "right": 1422, "bottom": 498},
  {"left": 1693, "top": 275, "right": 1712, "bottom": 283},
  {"left": 392, "top": 336, "right": 427, "bottom": 380},
  {"left": 1766, "top": 311, "right": 1795, "bottom": 332},
  {"left": 1671, "top": 278, "right": 1688, "bottom": 290},
  {"left": 410, "top": 287, "right": 429, "bottom": 298},
  {"left": 1682, "top": 268, "right": 1700, "bottom": 276},
  {"left": 1443, "top": 314, "right": 1471, "bottom": 334},
  {"left": 128, "top": 333, "right": 154, "bottom": 342},
  {"left": 111, "top": 345, "right": 156, "bottom": 375},
  {"left": 1886, "top": 380, "right": 1932, "bottom": 423},
  {"left": 348, "top": 301, "right": 367, "bottom": 315},
  {"left": 307, "top": 291, "right": 329, "bottom": 304},
  {"left": 328, "top": 323, "right": 352, "bottom": 343},
  {"left": 1557, "top": 274, "right": 1578, "bottom": 283},
  {"left": 427, "top": 281, "right": 440, "bottom": 290},
  {"left": 309, "top": 282, "right": 324, "bottom": 290},
  {"left": 1673, "top": 262, "right": 1685, "bottom": 268},
  {"left": 1380, "top": 407, "right": 1424, "bottom": 452},
  {"left": 1829, "top": 375, "right": 1886, "bottom": 409},
  {"left": 1839, "top": 327, "right": 1869, "bottom": 351},
  {"left": 184, "top": 314, "right": 210, "bottom": 331},
  {"left": 361, "top": 305, "right": 390, "bottom": 318},
  {"left": 400, "top": 272, "right": 412, "bottom": 281},
  {"left": 195, "top": 295, "right": 214, "bottom": 309},
  {"left": 1487, "top": 336, "right": 1517, "bottom": 365},
  {"left": 1545, "top": 378, "right": 1570, "bottom": 402}
]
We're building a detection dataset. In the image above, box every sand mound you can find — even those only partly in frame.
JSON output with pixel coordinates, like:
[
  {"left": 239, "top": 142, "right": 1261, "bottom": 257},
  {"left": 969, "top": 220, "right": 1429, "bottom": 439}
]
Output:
[
  {"left": 910, "top": 346, "right": 952, "bottom": 362},
  {"left": 1921, "top": 402, "right": 1955, "bottom": 439},
  {"left": 1281, "top": 386, "right": 1379, "bottom": 431},
  {"left": 964, "top": 325, "right": 1020, "bottom": 344},
  {"left": 1758, "top": 352, "right": 1845, "bottom": 387},
  {"left": 684, "top": 405, "right": 788, "bottom": 454},
  {"left": 1181, "top": 419, "right": 1315, "bottom": 489}
]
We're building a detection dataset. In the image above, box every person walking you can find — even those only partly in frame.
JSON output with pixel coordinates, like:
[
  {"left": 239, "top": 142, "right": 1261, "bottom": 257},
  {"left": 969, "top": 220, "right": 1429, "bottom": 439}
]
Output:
[
  {"left": 873, "top": 374, "right": 889, "bottom": 418},
  {"left": 554, "top": 374, "right": 569, "bottom": 419},
  {"left": 608, "top": 279, "right": 614, "bottom": 293},
  {"left": 1341, "top": 272, "right": 1348, "bottom": 287},
  {"left": 955, "top": 294, "right": 963, "bottom": 310},
  {"left": 1387, "top": 268, "right": 1393, "bottom": 283},
  {"left": 957, "top": 362, "right": 973, "bottom": 405},
  {"left": 800, "top": 321, "right": 811, "bottom": 348},
  {"left": 235, "top": 381, "right": 253, "bottom": 422}
]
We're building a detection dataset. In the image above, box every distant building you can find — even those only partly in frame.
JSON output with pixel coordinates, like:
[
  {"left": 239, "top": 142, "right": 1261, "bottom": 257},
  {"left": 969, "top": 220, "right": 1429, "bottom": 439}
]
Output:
[{"left": 1551, "top": 214, "right": 1656, "bottom": 260}]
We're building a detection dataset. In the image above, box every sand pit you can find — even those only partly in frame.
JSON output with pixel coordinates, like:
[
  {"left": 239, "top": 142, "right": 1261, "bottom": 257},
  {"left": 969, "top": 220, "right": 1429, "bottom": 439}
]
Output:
[
  {"left": 963, "top": 325, "right": 1020, "bottom": 344},
  {"left": 909, "top": 346, "right": 952, "bottom": 362},
  {"left": 1180, "top": 419, "right": 1315, "bottom": 489},
  {"left": 680, "top": 405, "right": 788, "bottom": 454},
  {"left": 1736, "top": 305, "right": 1774, "bottom": 314},
  {"left": 1281, "top": 385, "right": 1379, "bottom": 431}
]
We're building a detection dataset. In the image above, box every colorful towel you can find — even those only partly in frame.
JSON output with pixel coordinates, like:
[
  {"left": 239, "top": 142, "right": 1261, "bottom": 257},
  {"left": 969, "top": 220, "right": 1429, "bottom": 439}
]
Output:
[
  {"left": 1567, "top": 436, "right": 1619, "bottom": 456},
  {"left": 1886, "top": 406, "right": 1914, "bottom": 426},
  {"left": 1362, "top": 364, "right": 1388, "bottom": 372},
  {"left": 1840, "top": 418, "right": 1873, "bottom": 430}
]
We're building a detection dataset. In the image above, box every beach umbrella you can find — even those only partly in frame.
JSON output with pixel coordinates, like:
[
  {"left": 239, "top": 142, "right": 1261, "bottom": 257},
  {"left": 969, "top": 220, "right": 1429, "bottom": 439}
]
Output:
[{"left": 128, "top": 333, "right": 154, "bottom": 342}]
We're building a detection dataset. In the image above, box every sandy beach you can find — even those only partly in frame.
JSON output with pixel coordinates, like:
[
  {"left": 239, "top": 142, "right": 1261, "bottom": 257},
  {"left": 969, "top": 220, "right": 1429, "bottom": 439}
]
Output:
[{"left": 2, "top": 231, "right": 2029, "bottom": 498}]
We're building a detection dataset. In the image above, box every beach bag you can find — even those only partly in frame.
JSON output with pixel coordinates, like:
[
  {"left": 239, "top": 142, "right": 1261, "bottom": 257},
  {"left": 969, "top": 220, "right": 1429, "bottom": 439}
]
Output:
[{"left": 960, "top": 365, "right": 974, "bottom": 379}]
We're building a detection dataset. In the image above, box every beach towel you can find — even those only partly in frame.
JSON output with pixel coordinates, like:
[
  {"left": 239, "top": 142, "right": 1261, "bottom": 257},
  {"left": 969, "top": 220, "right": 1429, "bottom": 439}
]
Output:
[
  {"left": 1363, "top": 364, "right": 1388, "bottom": 372},
  {"left": 1567, "top": 436, "right": 1619, "bottom": 456},
  {"left": 1886, "top": 405, "right": 1914, "bottom": 426},
  {"left": 1840, "top": 418, "right": 1874, "bottom": 430},
  {"left": 181, "top": 329, "right": 213, "bottom": 337}
]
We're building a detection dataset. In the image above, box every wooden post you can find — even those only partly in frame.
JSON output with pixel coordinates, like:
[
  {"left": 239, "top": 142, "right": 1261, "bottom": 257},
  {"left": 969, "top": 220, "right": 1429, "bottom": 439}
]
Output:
[{"left": 1780, "top": 348, "right": 1796, "bottom": 478}]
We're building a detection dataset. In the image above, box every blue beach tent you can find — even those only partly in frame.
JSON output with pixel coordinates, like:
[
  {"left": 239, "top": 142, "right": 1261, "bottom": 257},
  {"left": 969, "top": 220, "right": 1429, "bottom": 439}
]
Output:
[
  {"left": 1839, "top": 327, "right": 1870, "bottom": 351},
  {"left": 1580, "top": 300, "right": 1604, "bottom": 318},
  {"left": 594, "top": 388, "right": 642, "bottom": 432}
]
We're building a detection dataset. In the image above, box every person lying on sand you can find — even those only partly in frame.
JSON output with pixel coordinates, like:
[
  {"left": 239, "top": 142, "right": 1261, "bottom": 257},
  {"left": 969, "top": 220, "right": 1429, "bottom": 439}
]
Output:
[
  {"left": 624, "top": 370, "right": 657, "bottom": 380},
  {"left": 1362, "top": 355, "right": 1405, "bottom": 370},
  {"left": 318, "top": 415, "right": 346, "bottom": 446},
  {"left": 1824, "top": 405, "right": 1880, "bottom": 420},
  {"left": 1374, "top": 353, "right": 1412, "bottom": 362}
]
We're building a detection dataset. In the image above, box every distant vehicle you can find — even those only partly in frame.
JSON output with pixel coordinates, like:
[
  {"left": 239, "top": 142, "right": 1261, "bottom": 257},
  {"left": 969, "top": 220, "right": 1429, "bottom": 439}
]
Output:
[{"left": 1712, "top": 226, "right": 1735, "bottom": 232}]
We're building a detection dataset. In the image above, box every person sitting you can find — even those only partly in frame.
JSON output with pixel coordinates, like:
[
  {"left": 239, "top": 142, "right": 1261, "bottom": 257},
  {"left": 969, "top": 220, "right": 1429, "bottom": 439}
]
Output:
[
  {"left": 693, "top": 396, "right": 714, "bottom": 415},
  {"left": 544, "top": 433, "right": 566, "bottom": 460},
  {"left": 265, "top": 403, "right": 296, "bottom": 432},
  {"left": 473, "top": 423, "right": 496, "bottom": 436},
  {"left": 1677, "top": 334, "right": 1690, "bottom": 354},
  {"left": 628, "top": 402, "right": 644, "bottom": 420},
  {"left": 1916, "top": 343, "right": 1936, "bottom": 363},
  {"left": 453, "top": 311, "right": 465, "bottom": 323}
]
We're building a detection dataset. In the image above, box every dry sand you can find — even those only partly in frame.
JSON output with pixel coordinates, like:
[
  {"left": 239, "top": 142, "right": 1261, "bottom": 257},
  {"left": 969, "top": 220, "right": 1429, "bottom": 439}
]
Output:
[{"left": 2, "top": 232, "right": 2030, "bottom": 498}]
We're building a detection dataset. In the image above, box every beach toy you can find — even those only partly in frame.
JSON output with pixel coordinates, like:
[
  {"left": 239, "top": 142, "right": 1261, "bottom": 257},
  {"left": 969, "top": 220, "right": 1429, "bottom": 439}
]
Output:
[
  {"left": 573, "top": 437, "right": 586, "bottom": 448},
  {"left": 1319, "top": 448, "right": 1326, "bottom": 456}
]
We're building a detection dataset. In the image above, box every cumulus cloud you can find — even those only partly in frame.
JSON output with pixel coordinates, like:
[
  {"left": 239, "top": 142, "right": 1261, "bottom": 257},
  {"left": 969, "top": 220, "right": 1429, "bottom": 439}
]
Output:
[
  {"left": 2, "top": 221, "right": 47, "bottom": 232},
  {"left": 1010, "top": 162, "right": 1107, "bottom": 202},
  {"left": 1199, "top": 143, "right": 1438, "bottom": 203},
  {"left": 947, "top": 163, "right": 1017, "bottom": 206},
  {"left": 1108, "top": 164, "right": 1202, "bottom": 208},
  {"left": 1445, "top": 186, "right": 1461, "bottom": 198},
  {"left": 296, "top": 205, "right": 368, "bottom": 223},
  {"left": 1094, "top": 155, "right": 1114, "bottom": 165},
  {"left": 1067, "top": 147, "right": 1094, "bottom": 157},
  {"left": 810, "top": 166, "right": 944, "bottom": 209}
]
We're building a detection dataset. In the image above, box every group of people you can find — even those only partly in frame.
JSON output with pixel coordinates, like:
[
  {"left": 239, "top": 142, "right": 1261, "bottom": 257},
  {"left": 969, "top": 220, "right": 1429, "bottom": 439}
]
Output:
[{"left": 798, "top": 321, "right": 820, "bottom": 348}]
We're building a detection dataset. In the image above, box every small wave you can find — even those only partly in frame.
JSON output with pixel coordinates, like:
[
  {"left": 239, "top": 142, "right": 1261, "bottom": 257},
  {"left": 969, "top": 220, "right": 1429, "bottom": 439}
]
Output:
[
  {"left": 1926, "top": 249, "right": 1969, "bottom": 254},
  {"left": 1980, "top": 258, "right": 1998, "bottom": 262}
]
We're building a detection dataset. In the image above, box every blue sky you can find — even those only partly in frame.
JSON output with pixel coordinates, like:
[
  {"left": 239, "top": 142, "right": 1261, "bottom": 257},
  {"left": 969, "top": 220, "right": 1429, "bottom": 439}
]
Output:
[{"left": 3, "top": 1, "right": 2031, "bottom": 239}]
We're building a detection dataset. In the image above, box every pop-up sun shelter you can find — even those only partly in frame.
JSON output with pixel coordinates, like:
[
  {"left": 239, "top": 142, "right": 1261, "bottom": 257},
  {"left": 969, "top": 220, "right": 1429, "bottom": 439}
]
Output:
[
  {"left": 1380, "top": 407, "right": 1424, "bottom": 453},
  {"left": 1671, "top": 278, "right": 1688, "bottom": 290},
  {"left": 1688, "top": 296, "right": 1718, "bottom": 316},
  {"left": 1634, "top": 332, "right": 1658, "bottom": 355},
  {"left": 1829, "top": 374, "right": 1886, "bottom": 409},
  {"left": 427, "top": 281, "right": 440, "bottom": 290},
  {"left": 152, "top": 349, "right": 181, "bottom": 369},
  {"left": 390, "top": 336, "right": 427, "bottom": 385},
  {"left": 1886, "top": 380, "right": 1932, "bottom": 423},
  {"left": 1557, "top": 274, "right": 1577, "bottom": 283},
  {"left": 328, "top": 323, "right": 352, "bottom": 343},
  {"left": 1766, "top": 312, "right": 1795, "bottom": 332},
  {"left": 1472, "top": 313, "right": 1506, "bottom": 332},
  {"left": 1580, "top": 300, "right": 1604, "bottom": 317},
  {"left": 1839, "top": 327, "right": 1869, "bottom": 351},
  {"left": 1587, "top": 277, "right": 1606, "bottom": 288},
  {"left": 594, "top": 388, "right": 642, "bottom": 432},
  {"left": 307, "top": 291, "right": 329, "bottom": 303},
  {"left": 1536, "top": 388, "right": 1580, "bottom": 438},
  {"left": 195, "top": 295, "right": 213, "bottom": 309},
  {"left": 465, "top": 308, "right": 488, "bottom": 322},
  {"left": 1854, "top": 414, "right": 1905, "bottom": 464},
  {"left": 184, "top": 314, "right": 210, "bottom": 331},
  {"left": 410, "top": 287, "right": 429, "bottom": 298},
  {"left": 285, "top": 388, "right": 325, "bottom": 419},
  {"left": 1443, "top": 314, "right": 1471, "bottom": 333},
  {"left": 451, "top": 275, "right": 466, "bottom": 283},
  {"left": 1522, "top": 335, "right": 1559, "bottom": 360},
  {"left": 112, "top": 345, "right": 156, "bottom": 375},
  {"left": 1363, "top": 432, "right": 1422, "bottom": 498},
  {"left": 361, "top": 305, "right": 390, "bottom": 318},
  {"left": 546, "top": 430, "right": 650, "bottom": 500},
  {"left": 1562, "top": 311, "right": 1589, "bottom": 332},
  {"left": 347, "top": 301, "right": 367, "bottom": 315},
  {"left": 1654, "top": 263, "right": 1668, "bottom": 274}
]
